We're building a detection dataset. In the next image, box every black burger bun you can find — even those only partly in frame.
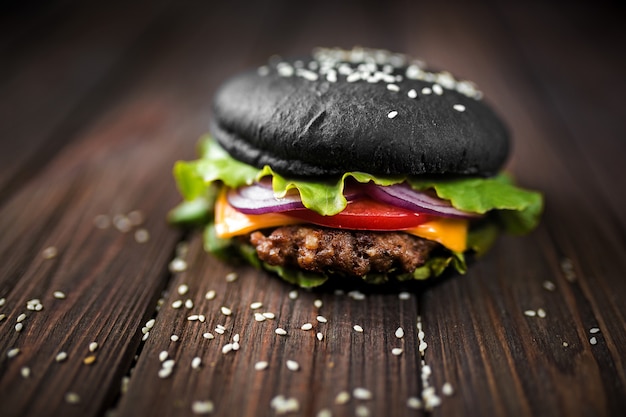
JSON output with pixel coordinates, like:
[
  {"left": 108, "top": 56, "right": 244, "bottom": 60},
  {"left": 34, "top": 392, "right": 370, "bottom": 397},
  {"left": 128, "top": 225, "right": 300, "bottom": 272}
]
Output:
[{"left": 210, "top": 47, "right": 510, "bottom": 178}]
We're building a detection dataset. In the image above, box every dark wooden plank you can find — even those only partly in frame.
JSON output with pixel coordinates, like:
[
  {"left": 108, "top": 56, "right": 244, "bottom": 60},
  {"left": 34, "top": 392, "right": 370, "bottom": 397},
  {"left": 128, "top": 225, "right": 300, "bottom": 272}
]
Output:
[
  {"left": 0, "top": 98, "right": 184, "bottom": 417},
  {"left": 0, "top": 0, "right": 173, "bottom": 202},
  {"left": 0, "top": 1, "right": 271, "bottom": 416},
  {"left": 116, "top": 234, "right": 423, "bottom": 417},
  {"left": 404, "top": 2, "right": 626, "bottom": 416},
  {"left": 1, "top": 1, "right": 624, "bottom": 417}
]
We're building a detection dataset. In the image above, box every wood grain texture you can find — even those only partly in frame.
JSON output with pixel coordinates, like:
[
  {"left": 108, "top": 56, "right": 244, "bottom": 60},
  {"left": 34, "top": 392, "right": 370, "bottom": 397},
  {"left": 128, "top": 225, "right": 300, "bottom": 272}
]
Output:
[{"left": 0, "top": 1, "right": 624, "bottom": 416}]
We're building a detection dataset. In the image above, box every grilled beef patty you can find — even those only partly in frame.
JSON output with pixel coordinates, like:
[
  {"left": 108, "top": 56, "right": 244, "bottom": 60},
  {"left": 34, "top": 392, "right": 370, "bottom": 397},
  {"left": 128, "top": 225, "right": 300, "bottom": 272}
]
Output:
[{"left": 249, "top": 225, "right": 439, "bottom": 277}]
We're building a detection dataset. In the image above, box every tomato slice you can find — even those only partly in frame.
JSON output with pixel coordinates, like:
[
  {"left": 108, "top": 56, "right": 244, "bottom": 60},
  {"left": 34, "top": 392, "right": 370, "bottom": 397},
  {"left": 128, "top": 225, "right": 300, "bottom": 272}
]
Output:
[{"left": 284, "top": 198, "right": 432, "bottom": 230}]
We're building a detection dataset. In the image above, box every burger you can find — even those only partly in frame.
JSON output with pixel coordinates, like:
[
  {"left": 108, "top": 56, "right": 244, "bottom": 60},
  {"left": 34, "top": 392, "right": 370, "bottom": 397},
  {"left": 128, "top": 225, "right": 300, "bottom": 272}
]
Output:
[{"left": 169, "top": 47, "right": 543, "bottom": 287}]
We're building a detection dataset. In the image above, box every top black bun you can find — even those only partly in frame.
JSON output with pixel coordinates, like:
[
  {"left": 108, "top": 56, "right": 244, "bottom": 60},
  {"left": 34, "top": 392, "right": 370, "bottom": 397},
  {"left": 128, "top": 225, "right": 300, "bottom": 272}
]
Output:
[{"left": 210, "top": 47, "right": 510, "bottom": 178}]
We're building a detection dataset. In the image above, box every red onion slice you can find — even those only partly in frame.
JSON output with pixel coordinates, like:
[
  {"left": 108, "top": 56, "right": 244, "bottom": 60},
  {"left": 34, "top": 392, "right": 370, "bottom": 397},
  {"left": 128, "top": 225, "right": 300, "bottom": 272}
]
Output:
[
  {"left": 366, "top": 183, "right": 481, "bottom": 219},
  {"left": 227, "top": 181, "right": 363, "bottom": 215}
]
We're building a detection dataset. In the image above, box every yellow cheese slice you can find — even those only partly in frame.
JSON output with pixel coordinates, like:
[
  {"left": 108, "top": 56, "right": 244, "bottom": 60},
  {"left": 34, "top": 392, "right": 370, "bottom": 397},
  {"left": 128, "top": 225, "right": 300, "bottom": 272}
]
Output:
[{"left": 214, "top": 190, "right": 467, "bottom": 252}]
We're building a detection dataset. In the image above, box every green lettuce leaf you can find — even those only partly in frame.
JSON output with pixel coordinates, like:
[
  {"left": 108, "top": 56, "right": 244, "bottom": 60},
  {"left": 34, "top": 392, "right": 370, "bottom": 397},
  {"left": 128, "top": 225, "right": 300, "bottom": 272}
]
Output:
[{"left": 408, "top": 175, "right": 543, "bottom": 234}]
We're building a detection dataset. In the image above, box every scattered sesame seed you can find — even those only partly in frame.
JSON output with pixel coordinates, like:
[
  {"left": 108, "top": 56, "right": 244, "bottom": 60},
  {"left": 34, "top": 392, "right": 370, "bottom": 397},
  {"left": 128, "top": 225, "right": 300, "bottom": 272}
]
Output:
[
  {"left": 355, "top": 405, "right": 370, "bottom": 417},
  {"left": 225, "top": 272, "right": 238, "bottom": 282},
  {"left": 0, "top": 297, "right": 5, "bottom": 306},
  {"left": 203, "top": 332, "right": 214, "bottom": 340},
  {"left": 162, "top": 359, "right": 175, "bottom": 369},
  {"left": 407, "top": 397, "right": 422, "bottom": 409},
  {"left": 317, "top": 408, "right": 332, "bottom": 417},
  {"left": 191, "top": 400, "right": 214, "bottom": 414},
  {"left": 191, "top": 357, "right": 202, "bottom": 369},
  {"left": 55, "top": 352, "right": 68, "bottom": 362},
  {"left": 562, "top": 341, "right": 569, "bottom": 347},
  {"left": 442, "top": 382, "right": 454, "bottom": 396},
  {"left": 250, "top": 302, "right": 263, "bottom": 310},
  {"left": 222, "top": 343, "right": 234, "bottom": 354},
  {"left": 395, "top": 327, "right": 404, "bottom": 338},
  {"left": 398, "top": 292, "right": 411, "bottom": 300},
  {"left": 93, "top": 214, "right": 111, "bottom": 229},
  {"left": 543, "top": 280, "right": 556, "bottom": 291},
  {"left": 171, "top": 300, "right": 183, "bottom": 309},
  {"left": 561, "top": 257, "right": 576, "bottom": 282},
  {"left": 89, "top": 342, "right": 99, "bottom": 353},
  {"left": 177, "top": 284, "right": 189, "bottom": 295},
  {"left": 453, "top": 104, "right": 466, "bottom": 112},
  {"left": 353, "top": 387, "right": 373, "bottom": 400},
  {"left": 348, "top": 291, "right": 366, "bottom": 300},
  {"left": 15, "top": 322, "right": 23, "bottom": 332},
  {"left": 113, "top": 214, "right": 132, "bottom": 232},
  {"left": 205, "top": 290, "right": 216, "bottom": 300},
  {"left": 270, "top": 395, "right": 300, "bottom": 414},
  {"left": 220, "top": 307, "right": 232, "bottom": 316},
  {"left": 407, "top": 89, "right": 417, "bottom": 99},
  {"left": 288, "top": 290, "right": 299, "bottom": 300},
  {"left": 188, "top": 315, "right": 199, "bottom": 321},
  {"left": 83, "top": 355, "right": 96, "bottom": 365},
  {"left": 17, "top": 313, "right": 26, "bottom": 322},
  {"left": 314, "top": 299, "right": 323, "bottom": 308},
  {"left": 316, "top": 315, "right": 327, "bottom": 323},
  {"left": 121, "top": 376, "right": 130, "bottom": 394},
  {"left": 254, "top": 313, "right": 266, "bottom": 322},
  {"left": 159, "top": 351, "right": 169, "bottom": 362},
  {"left": 432, "top": 84, "right": 444, "bottom": 95},
  {"left": 301, "top": 323, "right": 313, "bottom": 331},
  {"left": 146, "top": 319, "right": 155, "bottom": 329},
  {"left": 353, "top": 325, "right": 364, "bottom": 333},
  {"left": 387, "top": 84, "right": 400, "bottom": 92},
  {"left": 21, "top": 366, "right": 30, "bottom": 378},
  {"left": 7, "top": 348, "right": 20, "bottom": 358},
  {"left": 141, "top": 326, "right": 149, "bottom": 335},
  {"left": 262, "top": 312, "right": 275, "bottom": 319},
  {"left": 317, "top": 332, "right": 324, "bottom": 341},
  {"left": 134, "top": 229, "right": 150, "bottom": 243},
  {"left": 127, "top": 210, "right": 144, "bottom": 225},
  {"left": 169, "top": 258, "right": 187, "bottom": 273},
  {"left": 42, "top": 246, "right": 58, "bottom": 259},
  {"left": 537, "top": 308, "right": 547, "bottom": 318},
  {"left": 255, "top": 361, "right": 269, "bottom": 371},
  {"left": 170, "top": 335, "right": 179, "bottom": 342},
  {"left": 158, "top": 367, "right": 173, "bottom": 379},
  {"left": 335, "top": 391, "right": 350, "bottom": 404},
  {"left": 590, "top": 327, "right": 600, "bottom": 334},
  {"left": 392, "top": 348, "right": 404, "bottom": 356},
  {"left": 53, "top": 291, "right": 66, "bottom": 299},
  {"left": 185, "top": 299, "right": 194, "bottom": 309},
  {"left": 142, "top": 332, "right": 150, "bottom": 341},
  {"left": 286, "top": 360, "right": 300, "bottom": 371},
  {"left": 214, "top": 328, "right": 225, "bottom": 335},
  {"left": 233, "top": 341, "right": 240, "bottom": 350},
  {"left": 65, "top": 392, "right": 81, "bottom": 404},
  {"left": 590, "top": 337, "right": 598, "bottom": 345},
  {"left": 421, "top": 87, "right": 432, "bottom": 95},
  {"left": 524, "top": 310, "right": 536, "bottom": 317},
  {"left": 275, "top": 328, "right": 288, "bottom": 336},
  {"left": 387, "top": 110, "right": 398, "bottom": 119},
  {"left": 422, "top": 387, "right": 442, "bottom": 410},
  {"left": 0, "top": 314, "right": 5, "bottom": 322},
  {"left": 419, "top": 342, "right": 428, "bottom": 354}
]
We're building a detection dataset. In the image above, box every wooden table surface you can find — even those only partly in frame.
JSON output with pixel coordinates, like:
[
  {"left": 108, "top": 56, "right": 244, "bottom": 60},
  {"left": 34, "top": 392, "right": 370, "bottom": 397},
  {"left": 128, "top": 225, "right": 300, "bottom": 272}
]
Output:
[{"left": 1, "top": 1, "right": 625, "bottom": 416}]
